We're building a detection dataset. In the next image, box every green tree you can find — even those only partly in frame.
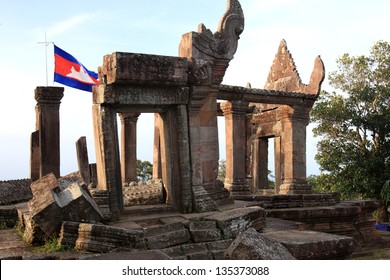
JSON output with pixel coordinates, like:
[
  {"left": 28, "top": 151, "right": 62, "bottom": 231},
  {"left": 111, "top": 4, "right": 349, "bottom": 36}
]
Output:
[
  {"left": 311, "top": 41, "right": 390, "bottom": 222},
  {"left": 136, "top": 159, "right": 153, "bottom": 182}
]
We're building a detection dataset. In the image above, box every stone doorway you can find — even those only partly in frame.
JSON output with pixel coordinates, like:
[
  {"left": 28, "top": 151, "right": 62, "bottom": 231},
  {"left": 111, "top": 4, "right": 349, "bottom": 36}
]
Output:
[
  {"left": 251, "top": 136, "right": 281, "bottom": 195},
  {"left": 119, "top": 112, "right": 167, "bottom": 208}
]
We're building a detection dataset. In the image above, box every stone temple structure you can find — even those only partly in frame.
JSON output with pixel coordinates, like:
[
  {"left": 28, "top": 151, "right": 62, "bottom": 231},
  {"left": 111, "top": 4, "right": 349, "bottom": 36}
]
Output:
[
  {"left": 8, "top": 0, "right": 380, "bottom": 260},
  {"left": 90, "top": 0, "right": 324, "bottom": 217}
]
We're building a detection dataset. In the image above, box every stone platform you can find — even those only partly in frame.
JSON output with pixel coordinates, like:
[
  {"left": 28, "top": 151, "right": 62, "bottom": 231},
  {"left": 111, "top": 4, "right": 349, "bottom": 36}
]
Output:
[{"left": 0, "top": 196, "right": 383, "bottom": 260}]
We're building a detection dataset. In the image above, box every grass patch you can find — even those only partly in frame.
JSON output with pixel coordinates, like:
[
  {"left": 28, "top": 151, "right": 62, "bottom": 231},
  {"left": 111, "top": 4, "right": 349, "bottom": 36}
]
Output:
[
  {"left": 36, "top": 237, "right": 72, "bottom": 253},
  {"left": 0, "top": 221, "right": 8, "bottom": 230}
]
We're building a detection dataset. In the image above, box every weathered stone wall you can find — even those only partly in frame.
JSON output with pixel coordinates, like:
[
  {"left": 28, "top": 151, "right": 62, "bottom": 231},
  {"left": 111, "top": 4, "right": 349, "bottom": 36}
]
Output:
[
  {"left": 123, "top": 179, "right": 165, "bottom": 206},
  {"left": 0, "top": 179, "right": 32, "bottom": 205}
]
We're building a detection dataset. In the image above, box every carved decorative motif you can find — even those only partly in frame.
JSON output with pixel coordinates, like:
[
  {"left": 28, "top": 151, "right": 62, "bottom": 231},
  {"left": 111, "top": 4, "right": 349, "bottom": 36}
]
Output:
[
  {"left": 179, "top": 0, "right": 244, "bottom": 85},
  {"left": 190, "top": 0, "right": 244, "bottom": 60},
  {"left": 264, "top": 40, "right": 325, "bottom": 95}
]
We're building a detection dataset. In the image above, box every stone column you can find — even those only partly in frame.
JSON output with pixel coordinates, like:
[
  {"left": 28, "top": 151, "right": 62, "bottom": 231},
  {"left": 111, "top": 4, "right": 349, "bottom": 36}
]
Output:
[
  {"left": 279, "top": 106, "right": 311, "bottom": 194},
  {"left": 274, "top": 136, "right": 282, "bottom": 194},
  {"left": 188, "top": 86, "right": 220, "bottom": 190},
  {"left": 30, "top": 131, "right": 40, "bottom": 181},
  {"left": 252, "top": 138, "right": 269, "bottom": 191},
  {"left": 33, "top": 86, "right": 64, "bottom": 179},
  {"left": 76, "top": 136, "right": 90, "bottom": 185},
  {"left": 119, "top": 112, "right": 140, "bottom": 183},
  {"left": 92, "top": 103, "right": 123, "bottom": 217},
  {"left": 152, "top": 113, "right": 163, "bottom": 179},
  {"left": 221, "top": 100, "right": 251, "bottom": 195}
]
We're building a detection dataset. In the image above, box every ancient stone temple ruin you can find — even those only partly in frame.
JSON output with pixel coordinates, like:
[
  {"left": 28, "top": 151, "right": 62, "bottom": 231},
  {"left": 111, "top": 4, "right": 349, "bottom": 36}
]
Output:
[
  {"left": 1, "top": 0, "right": 382, "bottom": 260},
  {"left": 91, "top": 0, "right": 325, "bottom": 217}
]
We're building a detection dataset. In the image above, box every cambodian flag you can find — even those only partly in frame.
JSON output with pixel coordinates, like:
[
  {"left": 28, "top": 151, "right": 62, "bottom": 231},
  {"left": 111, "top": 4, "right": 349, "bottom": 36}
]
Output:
[{"left": 54, "top": 45, "right": 99, "bottom": 92}]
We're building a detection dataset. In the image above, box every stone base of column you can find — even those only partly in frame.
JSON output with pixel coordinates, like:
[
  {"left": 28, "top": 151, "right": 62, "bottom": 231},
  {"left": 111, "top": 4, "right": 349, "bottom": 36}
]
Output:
[
  {"left": 279, "top": 179, "right": 312, "bottom": 194},
  {"left": 224, "top": 179, "right": 251, "bottom": 196}
]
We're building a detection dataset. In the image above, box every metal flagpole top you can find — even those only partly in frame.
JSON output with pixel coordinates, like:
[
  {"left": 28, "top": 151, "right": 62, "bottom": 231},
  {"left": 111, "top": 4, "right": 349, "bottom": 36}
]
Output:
[{"left": 37, "top": 33, "right": 54, "bottom": 87}]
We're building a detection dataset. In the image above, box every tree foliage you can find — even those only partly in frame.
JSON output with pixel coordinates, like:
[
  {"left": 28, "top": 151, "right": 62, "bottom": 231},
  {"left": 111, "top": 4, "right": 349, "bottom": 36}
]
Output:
[
  {"left": 136, "top": 159, "right": 153, "bottom": 182},
  {"left": 311, "top": 41, "right": 390, "bottom": 221}
]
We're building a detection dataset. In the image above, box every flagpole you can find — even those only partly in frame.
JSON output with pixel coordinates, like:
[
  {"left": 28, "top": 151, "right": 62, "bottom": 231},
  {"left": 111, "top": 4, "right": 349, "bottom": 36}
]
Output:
[{"left": 37, "top": 33, "right": 53, "bottom": 87}]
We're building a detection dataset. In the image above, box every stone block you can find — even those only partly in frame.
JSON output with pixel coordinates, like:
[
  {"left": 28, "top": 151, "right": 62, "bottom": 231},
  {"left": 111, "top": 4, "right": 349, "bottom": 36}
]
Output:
[
  {"left": 192, "top": 185, "right": 218, "bottom": 212},
  {"left": 206, "top": 206, "right": 266, "bottom": 239},
  {"left": 26, "top": 174, "right": 103, "bottom": 243},
  {"left": 76, "top": 136, "right": 91, "bottom": 185},
  {"left": 225, "top": 228, "right": 295, "bottom": 260},
  {"left": 101, "top": 52, "right": 188, "bottom": 86},
  {"left": 206, "top": 239, "right": 233, "bottom": 260},
  {"left": 188, "top": 221, "right": 221, "bottom": 242},
  {"left": 59, "top": 221, "right": 145, "bottom": 253},
  {"left": 144, "top": 222, "right": 190, "bottom": 249},
  {"left": 261, "top": 230, "right": 355, "bottom": 259},
  {"left": 56, "top": 183, "right": 103, "bottom": 223},
  {"left": 161, "top": 246, "right": 186, "bottom": 260}
]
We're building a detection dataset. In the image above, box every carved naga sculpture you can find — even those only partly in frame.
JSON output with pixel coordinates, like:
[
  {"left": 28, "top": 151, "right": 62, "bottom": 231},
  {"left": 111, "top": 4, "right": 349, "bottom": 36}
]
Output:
[{"left": 179, "top": 0, "right": 245, "bottom": 85}]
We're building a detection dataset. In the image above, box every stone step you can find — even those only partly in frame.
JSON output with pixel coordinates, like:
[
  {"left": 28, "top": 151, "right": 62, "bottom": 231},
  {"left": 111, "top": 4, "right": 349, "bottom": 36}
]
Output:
[
  {"left": 205, "top": 206, "right": 266, "bottom": 239},
  {"left": 261, "top": 230, "right": 355, "bottom": 259},
  {"left": 234, "top": 193, "right": 340, "bottom": 209},
  {"left": 161, "top": 239, "right": 233, "bottom": 260},
  {"left": 143, "top": 222, "right": 190, "bottom": 249},
  {"left": 267, "top": 202, "right": 380, "bottom": 246},
  {"left": 59, "top": 221, "right": 145, "bottom": 253},
  {"left": 188, "top": 220, "right": 221, "bottom": 242}
]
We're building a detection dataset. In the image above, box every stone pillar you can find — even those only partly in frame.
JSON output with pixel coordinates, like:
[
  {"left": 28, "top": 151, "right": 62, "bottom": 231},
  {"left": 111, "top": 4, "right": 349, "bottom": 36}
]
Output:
[
  {"left": 76, "top": 136, "right": 90, "bottom": 185},
  {"left": 252, "top": 138, "right": 269, "bottom": 191},
  {"left": 119, "top": 112, "right": 140, "bottom": 183},
  {"left": 274, "top": 136, "right": 282, "bottom": 194},
  {"left": 279, "top": 106, "right": 311, "bottom": 194},
  {"left": 152, "top": 113, "right": 163, "bottom": 179},
  {"left": 34, "top": 86, "right": 64, "bottom": 179},
  {"left": 221, "top": 100, "right": 251, "bottom": 195},
  {"left": 92, "top": 103, "right": 123, "bottom": 217},
  {"left": 188, "top": 87, "right": 220, "bottom": 191},
  {"left": 30, "top": 131, "right": 40, "bottom": 181}
]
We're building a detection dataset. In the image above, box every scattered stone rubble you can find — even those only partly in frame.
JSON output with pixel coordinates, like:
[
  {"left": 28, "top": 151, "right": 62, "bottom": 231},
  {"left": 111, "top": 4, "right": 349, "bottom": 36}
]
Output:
[{"left": 19, "top": 173, "right": 103, "bottom": 243}]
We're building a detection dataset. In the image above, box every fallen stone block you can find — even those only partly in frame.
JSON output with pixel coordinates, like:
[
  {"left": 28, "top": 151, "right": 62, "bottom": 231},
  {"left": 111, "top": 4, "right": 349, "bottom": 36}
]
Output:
[
  {"left": 225, "top": 228, "right": 296, "bottom": 260},
  {"left": 22, "top": 212, "right": 47, "bottom": 244},
  {"left": 144, "top": 222, "right": 190, "bottom": 249},
  {"left": 261, "top": 230, "right": 355, "bottom": 259},
  {"left": 59, "top": 221, "right": 145, "bottom": 253},
  {"left": 26, "top": 173, "right": 103, "bottom": 243},
  {"left": 206, "top": 206, "right": 266, "bottom": 239}
]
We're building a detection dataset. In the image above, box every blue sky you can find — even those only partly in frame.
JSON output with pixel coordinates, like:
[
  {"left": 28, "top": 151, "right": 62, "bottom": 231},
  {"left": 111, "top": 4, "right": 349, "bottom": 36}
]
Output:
[{"left": 0, "top": 0, "right": 389, "bottom": 180}]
